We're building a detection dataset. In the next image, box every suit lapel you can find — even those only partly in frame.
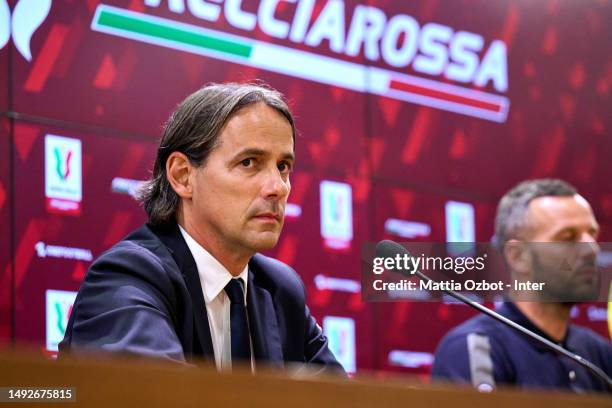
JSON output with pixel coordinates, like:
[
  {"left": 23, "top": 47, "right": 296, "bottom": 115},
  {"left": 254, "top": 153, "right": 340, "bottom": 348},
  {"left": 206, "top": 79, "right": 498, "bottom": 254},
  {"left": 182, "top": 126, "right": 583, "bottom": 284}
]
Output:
[
  {"left": 247, "top": 258, "right": 284, "bottom": 366},
  {"left": 152, "top": 222, "right": 215, "bottom": 361},
  {"left": 152, "top": 223, "right": 284, "bottom": 366}
]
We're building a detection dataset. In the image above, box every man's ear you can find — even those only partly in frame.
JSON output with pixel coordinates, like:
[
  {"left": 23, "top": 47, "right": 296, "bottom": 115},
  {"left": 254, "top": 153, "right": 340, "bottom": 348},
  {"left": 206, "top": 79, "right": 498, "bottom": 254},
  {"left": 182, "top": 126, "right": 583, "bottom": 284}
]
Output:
[
  {"left": 504, "top": 239, "right": 532, "bottom": 279},
  {"left": 166, "top": 152, "right": 193, "bottom": 199}
]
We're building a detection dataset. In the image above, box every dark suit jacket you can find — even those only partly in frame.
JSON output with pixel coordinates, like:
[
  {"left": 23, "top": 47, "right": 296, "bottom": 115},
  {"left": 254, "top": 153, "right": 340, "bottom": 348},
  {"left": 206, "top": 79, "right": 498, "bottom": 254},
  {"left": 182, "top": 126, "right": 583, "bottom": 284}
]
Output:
[{"left": 59, "top": 222, "right": 344, "bottom": 374}]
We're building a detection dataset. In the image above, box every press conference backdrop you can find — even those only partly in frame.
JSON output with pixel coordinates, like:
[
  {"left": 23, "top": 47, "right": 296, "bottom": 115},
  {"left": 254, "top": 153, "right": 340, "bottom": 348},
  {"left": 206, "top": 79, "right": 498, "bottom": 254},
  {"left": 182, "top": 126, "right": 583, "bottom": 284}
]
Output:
[{"left": 1, "top": 0, "right": 611, "bottom": 375}]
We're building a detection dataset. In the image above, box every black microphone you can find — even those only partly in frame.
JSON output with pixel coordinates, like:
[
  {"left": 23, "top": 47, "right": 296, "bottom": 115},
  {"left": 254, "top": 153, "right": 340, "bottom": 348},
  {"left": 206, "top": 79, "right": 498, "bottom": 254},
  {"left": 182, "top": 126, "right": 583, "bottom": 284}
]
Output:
[{"left": 375, "top": 239, "right": 612, "bottom": 391}]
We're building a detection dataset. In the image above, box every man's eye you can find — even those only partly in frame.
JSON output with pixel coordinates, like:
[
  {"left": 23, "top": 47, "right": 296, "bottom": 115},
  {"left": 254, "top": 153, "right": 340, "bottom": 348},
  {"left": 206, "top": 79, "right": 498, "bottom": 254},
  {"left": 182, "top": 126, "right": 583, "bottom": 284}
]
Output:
[
  {"left": 278, "top": 161, "right": 292, "bottom": 173},
  {"left": 241, "top": 158, "right": 253, "bottom": 167},
  {"left": 559, "top": 232, "right": 576, "bottom": 241}
]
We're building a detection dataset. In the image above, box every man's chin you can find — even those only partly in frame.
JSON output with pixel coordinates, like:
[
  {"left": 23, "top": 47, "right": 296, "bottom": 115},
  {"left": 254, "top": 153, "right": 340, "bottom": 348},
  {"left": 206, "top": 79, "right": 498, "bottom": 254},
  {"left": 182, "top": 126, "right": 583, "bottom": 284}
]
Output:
[
  {"left": 246, "top": 232, "right": 281, "bottom": 252},
  {"left": 539, "top": 288, "right": 599, "bottom": 303}
]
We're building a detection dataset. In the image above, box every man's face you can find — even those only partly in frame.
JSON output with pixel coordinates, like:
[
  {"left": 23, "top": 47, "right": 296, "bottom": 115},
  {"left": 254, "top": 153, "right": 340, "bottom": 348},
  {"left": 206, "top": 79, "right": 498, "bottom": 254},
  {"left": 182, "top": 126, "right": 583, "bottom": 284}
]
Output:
[
  {"left": 523, "top": 195, "right": 600, "bottom": 302},
  {"left": 188, "top": 103, "right": 294, "bottom": 255}
]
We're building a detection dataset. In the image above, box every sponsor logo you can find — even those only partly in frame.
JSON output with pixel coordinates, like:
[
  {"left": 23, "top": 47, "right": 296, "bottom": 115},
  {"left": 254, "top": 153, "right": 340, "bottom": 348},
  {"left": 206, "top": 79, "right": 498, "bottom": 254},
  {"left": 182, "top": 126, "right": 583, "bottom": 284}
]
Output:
[
  {"left": 111, "top": 177, "right": 145, "bottom": 198},
  {"left": 46, "top": 289, "right": 77, "bottom": 352},
  {"left": 445, "top": 200, "right": 475, "bottom": 256},
  {"left": 388, "top": 350, "right": 434, "bottom": 368},
  {"left": 323, "top": 316, "right": 356, "bottom": 373},
  {"left": 320, "top": 180, "right": 353, "bottom": 250},
  {"left": 586, "top": 305, "right": 607, "bottom": 322},
  {"left": 45, "top": 134, "right": 82, "bottom": 215},
  {"left": 284, "top": 202, "right": 302, "bottom": 219},
  {"left": 90, "top": 2, "right": 509, "bottom": 122},
  {"left": 0, "top": 0, "right": 52, "bottom": 61},
  {"left": 384, "top": 218, "right": 431, "bottom": 239},
  {"left": 570, "top": 305, "right": 580, "bottom": 319},
  {"left": 35, "top": 241, "right": 93, "bottom": 262},
  {"left": 314, "top": 274, "right": 360, "bottom": 293}
]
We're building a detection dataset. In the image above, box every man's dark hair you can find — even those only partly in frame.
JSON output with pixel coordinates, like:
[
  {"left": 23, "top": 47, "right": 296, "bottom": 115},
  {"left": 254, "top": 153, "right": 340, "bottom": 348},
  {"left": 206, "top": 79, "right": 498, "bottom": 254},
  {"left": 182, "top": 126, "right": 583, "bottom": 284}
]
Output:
[
  {"left": 138, "top": 82, "right": 296, "bottom": 226},
  {"left": 493, "top": 179, "right": 578, "bottom": 249}
]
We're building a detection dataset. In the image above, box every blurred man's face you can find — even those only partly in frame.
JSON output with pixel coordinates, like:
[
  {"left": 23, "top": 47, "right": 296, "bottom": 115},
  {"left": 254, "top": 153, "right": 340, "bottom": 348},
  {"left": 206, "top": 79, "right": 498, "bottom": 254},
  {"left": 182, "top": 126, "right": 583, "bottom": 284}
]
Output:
[
  {"left": 189, "top": 102, "right": 294, "bottom": 256},
  {"left": 524, "top": 195, "right": 600, "bottom": 302}
]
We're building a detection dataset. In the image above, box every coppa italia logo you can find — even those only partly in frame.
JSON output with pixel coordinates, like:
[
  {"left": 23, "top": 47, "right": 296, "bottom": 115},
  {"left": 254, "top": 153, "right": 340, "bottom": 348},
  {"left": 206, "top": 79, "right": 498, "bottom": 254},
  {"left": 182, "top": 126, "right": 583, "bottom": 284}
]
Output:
[
  {"left": 0, "top": 0, "right": 52, "bottom": 61},
  {"left": 320, "top": 180, "right": 353, "bottom": 250},
  {"left": 91, "top": 1, "right": 509, "bottom": 122},
  {"left": 46, "top": 289, "right": 77, "bottom": 352},
  {"left": 54, "top": 145, "right": 72, "bottom": 180},
  {"left": 45, "top": 134, "right": 83, "bottom": 216},
  {"left": 323, "top": 316, "right": 356, "bottom": 373}
]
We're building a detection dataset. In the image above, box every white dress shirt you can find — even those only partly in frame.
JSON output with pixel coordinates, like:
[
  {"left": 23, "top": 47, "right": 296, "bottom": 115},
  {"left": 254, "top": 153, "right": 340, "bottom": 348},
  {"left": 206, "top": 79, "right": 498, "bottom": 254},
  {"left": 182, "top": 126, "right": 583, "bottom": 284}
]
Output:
[{"left": 178, "top": 225, "right": 253, "bottom": 371}]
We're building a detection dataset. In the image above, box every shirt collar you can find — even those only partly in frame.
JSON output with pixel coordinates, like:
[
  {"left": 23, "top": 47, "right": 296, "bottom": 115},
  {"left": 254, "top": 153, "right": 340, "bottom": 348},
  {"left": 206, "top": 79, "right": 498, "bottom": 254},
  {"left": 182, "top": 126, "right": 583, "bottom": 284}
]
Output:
[
  {"left": 178, "top": 225, "right": 249, "bottom": 304},
  {"left": 498, "top": 302, "right": 572, "bottom": 350}
]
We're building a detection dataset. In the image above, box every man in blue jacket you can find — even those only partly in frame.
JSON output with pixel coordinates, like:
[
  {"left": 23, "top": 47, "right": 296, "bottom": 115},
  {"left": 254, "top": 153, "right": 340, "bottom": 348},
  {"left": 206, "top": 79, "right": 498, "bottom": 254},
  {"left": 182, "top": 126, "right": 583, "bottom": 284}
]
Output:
[
  {"left": 59, "top": 83, "right": 344, "bottom": 374},
  {"left": 432, "top": 179, "right": 611, "bottom": 392}
]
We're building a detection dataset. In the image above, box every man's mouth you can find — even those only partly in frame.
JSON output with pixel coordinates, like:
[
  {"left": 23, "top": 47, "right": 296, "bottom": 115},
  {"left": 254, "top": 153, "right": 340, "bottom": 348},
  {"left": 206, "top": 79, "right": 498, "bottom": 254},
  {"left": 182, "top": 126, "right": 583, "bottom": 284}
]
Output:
[
  {"left": 253, "top": 212, "right": 281, "bottom": 221},
  {"left": 571, "top": 262, "right": 599, "bottom": 283}
]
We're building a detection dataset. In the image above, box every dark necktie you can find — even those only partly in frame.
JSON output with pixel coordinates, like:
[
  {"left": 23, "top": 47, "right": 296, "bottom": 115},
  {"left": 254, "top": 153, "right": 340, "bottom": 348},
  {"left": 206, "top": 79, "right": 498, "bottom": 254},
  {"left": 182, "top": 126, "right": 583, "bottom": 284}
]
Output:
[{"left": 224, "top": 278, "right": 252, "bottom": 365}]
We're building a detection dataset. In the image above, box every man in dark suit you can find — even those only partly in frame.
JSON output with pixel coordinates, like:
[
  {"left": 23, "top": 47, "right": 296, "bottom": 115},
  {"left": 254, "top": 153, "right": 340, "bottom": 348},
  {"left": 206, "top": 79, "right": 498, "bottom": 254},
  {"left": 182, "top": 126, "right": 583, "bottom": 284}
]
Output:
[{"left": 59, "top": 83, "right": 344, "bottom": 374}]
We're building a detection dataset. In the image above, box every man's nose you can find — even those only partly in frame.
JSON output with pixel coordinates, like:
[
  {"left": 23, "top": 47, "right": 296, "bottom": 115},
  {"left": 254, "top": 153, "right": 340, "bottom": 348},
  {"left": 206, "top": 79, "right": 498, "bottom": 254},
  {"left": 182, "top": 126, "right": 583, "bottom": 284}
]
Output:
[
  {"left": 579, "top": 232, "right": 600, "bottom": 258},
  {"left": 261, "top": 167, "right": 290, "bottom": 199}
]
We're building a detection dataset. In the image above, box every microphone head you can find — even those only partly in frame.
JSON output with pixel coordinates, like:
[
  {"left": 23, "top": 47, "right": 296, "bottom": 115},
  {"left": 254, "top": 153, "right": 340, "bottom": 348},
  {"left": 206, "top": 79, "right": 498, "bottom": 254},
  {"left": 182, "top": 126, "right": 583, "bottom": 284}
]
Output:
[
  {"left": 375, "top": 239, "right": 423, "bottom": 277},
  {"left": 375, "top": 239, "right": 411, "bottom": 259}
]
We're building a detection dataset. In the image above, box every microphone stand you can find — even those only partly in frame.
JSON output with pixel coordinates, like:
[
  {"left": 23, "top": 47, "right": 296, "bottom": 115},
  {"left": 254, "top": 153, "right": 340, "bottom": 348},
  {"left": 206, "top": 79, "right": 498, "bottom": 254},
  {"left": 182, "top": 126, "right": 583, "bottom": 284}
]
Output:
[{"left": 413, "top": 269, "right": 612, "bottom": 391}]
